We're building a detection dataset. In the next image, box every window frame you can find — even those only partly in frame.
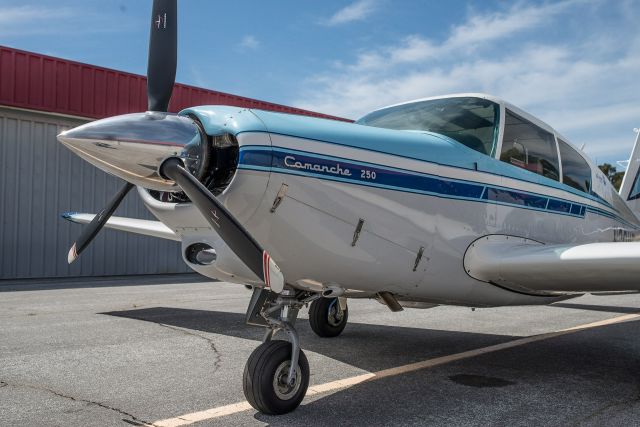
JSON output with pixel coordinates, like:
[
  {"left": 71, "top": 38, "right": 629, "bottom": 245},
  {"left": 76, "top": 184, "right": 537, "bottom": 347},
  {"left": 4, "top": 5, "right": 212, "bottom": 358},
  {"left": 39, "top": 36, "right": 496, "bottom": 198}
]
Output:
[
  {"left": 492, "top": 103, "right": 506, "bottom": 158},
  {"left": 493, "top": 104, "right": 505, "bottom": 158},
  {"left": 554, "top": 135, "right": 563, "bottom": 187}
]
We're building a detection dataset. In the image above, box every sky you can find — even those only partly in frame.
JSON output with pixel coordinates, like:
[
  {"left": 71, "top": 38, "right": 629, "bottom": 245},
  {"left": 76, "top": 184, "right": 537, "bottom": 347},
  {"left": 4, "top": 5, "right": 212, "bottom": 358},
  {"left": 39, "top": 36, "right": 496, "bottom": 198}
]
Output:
[{"left": 1, "top": 0, "right": 639, "bottom": 166}]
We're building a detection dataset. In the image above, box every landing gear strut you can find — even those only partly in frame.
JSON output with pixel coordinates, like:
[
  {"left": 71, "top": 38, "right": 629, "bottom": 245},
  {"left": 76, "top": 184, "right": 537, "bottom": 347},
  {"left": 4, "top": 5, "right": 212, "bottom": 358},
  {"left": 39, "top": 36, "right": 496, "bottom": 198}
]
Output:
[{"left": 243, "top": 287, "right": 319, "bottom": 414}]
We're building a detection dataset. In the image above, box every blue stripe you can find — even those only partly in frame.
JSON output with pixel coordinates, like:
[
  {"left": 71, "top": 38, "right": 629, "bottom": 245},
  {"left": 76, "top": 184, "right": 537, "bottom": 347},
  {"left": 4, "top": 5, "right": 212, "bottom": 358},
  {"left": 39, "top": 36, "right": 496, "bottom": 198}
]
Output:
[
  {"left": 237, "top": 127, "right": 615, "bottom": 209},
  {"left": 182, "top": 105, "right": 617, "bottom": 212},
  {"left": 238, "top": 146, "right": 639, "bottom": 229},
  {"left": 584, "top": 206, "right": 636, "bottom": 229},
  {"left": 589, "top": 190, "right": 616, "bottom": 211}
]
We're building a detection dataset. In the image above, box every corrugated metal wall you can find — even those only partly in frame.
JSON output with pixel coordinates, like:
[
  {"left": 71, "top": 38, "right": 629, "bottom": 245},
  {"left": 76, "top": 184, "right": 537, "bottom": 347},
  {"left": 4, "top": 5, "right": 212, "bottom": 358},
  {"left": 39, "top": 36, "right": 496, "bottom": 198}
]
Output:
[
  {"left": 0, "top": 45, "right": 350, "bottom": 122},
  {"left": 0, "top": 106, "right": 190, "bottom": 279}
]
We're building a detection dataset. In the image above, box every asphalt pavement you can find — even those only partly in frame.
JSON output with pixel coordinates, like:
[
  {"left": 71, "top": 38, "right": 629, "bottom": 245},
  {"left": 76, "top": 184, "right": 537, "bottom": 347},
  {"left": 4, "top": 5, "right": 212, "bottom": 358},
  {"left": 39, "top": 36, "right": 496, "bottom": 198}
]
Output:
[{"left": 1, "top": 275, "right": 639, "bottom": 426}]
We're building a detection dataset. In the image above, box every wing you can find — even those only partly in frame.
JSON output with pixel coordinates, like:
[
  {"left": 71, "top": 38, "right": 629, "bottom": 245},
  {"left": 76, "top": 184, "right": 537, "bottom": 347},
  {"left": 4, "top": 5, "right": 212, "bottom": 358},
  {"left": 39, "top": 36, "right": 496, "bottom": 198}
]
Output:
[
  {"left": 464, "top": 235, "right": 640, "bottom": 293},
  {"left": 62, "top": 213, "right": 179, "bottom": 241}
]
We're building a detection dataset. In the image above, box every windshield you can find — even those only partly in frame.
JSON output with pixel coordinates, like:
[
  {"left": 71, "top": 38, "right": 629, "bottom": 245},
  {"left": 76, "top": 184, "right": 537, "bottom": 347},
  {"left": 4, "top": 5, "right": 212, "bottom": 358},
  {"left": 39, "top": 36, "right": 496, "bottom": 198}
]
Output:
[{"left": 356, "top": 97, "right": 500, "bottom": 156}]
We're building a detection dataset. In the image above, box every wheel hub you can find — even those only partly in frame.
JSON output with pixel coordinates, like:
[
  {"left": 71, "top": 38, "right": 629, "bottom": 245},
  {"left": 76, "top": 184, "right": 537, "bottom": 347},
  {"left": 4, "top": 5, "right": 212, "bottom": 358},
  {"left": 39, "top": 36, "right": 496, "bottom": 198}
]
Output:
[
  {"left": 273, "top": 361, "right": 302, "bottom": 400},
  {"left": 327, "top": 301, "right": 344, "bottom": 327}
]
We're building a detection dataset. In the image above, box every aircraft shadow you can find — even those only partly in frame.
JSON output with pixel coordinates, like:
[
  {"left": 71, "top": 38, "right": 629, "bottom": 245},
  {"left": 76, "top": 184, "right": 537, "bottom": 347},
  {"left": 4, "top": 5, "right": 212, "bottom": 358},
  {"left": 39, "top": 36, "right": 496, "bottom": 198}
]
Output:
[
  {"left": 102, "top": 307, "right": 515, "bottom": 373},
  {"left": 102, "top": 307, "right": 640, "bottom": 425},
  {"left": 254, "top": 319, "right": 640, "bottom": 426}
]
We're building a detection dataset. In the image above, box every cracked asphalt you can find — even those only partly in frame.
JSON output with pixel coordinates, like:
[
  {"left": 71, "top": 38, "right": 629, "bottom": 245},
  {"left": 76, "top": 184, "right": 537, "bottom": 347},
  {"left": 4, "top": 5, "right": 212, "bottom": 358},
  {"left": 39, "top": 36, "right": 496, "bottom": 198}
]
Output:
[{"left": 1, "top": 275, "right": 640, "bottom": 426}]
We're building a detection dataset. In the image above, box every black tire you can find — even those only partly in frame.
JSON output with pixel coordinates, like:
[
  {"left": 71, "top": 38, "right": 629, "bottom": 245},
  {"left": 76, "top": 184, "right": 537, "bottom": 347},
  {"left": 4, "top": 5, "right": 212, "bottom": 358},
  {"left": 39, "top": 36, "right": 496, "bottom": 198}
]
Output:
[
  {"left": 243, "top": 340, "right": 309, "bottom": 415},
  {"left": 309, "top": 297, "right": 348, "bottom": 338}
]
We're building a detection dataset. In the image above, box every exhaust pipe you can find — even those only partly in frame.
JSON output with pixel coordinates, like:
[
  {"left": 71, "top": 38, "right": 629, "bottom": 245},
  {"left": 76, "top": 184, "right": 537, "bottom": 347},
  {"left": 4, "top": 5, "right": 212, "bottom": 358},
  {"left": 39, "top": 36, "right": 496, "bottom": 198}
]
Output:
[
  {"left": 377, "top": 291, "right": 404, "bottom": 312},
  {"left": 322, "top": 285, "right": 345, "bottom": 298}
]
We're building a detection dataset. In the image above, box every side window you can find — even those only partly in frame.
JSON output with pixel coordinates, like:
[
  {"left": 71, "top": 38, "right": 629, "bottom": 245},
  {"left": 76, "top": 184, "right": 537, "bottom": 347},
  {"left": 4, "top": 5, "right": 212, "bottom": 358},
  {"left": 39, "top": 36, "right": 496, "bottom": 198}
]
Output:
[
  {"left": 557, "top": 139, "right": 591, "bottom": 193},
  {"left": 629, "top": 170, "right": 640, "bottom": 200},
  {"left": 499, "top": 110, "right": 560, "bottom": 181}
]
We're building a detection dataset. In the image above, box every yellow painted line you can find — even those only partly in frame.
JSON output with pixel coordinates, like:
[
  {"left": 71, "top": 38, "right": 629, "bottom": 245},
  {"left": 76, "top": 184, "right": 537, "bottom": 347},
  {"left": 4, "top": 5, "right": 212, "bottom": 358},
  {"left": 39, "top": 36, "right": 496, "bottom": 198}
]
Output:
[
  {"left": 151, "top": 402, "right": 253, "bottom": 427},
  {"left": 151, "top": 312, "right": 640, "bottom": 427}
]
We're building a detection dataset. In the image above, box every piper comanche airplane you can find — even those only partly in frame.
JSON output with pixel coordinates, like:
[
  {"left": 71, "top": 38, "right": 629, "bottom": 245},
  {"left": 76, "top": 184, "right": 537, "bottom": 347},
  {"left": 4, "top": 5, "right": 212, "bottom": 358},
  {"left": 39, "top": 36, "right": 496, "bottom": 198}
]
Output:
[{"left": 58, "top": 0, "right": 640, "bottom": 415}]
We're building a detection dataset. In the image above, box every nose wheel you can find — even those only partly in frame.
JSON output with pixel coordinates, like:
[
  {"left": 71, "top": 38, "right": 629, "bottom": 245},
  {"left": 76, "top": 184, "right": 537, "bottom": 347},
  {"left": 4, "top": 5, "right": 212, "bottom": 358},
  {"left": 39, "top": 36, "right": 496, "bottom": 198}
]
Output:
[
  {"left": 243, "top": 340, "right": 309, "bottom": 415},
  {"left": 243, "top": 287, "right": 319, "bottom": 414},
  {"left": 309, "top": 297, "right": 348, "bottom": 337}
]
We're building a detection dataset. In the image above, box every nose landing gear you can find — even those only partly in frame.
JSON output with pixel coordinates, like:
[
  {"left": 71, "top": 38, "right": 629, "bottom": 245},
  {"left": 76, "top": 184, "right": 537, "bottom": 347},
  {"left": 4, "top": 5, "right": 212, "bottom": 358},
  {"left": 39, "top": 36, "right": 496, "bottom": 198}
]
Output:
[
  {"left": 243, "top": 340, "right": 309, "bottom": 414},
  {"left": 243, "top": 287, "right": 319, "bottom": 414}
]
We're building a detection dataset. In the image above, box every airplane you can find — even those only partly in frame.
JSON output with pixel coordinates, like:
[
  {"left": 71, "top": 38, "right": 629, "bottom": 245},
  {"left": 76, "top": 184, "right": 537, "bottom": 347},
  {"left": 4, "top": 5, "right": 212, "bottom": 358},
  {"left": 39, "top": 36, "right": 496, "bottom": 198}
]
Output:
[{"left": 57, "top": 0, "right": 640, "bottom": 416}]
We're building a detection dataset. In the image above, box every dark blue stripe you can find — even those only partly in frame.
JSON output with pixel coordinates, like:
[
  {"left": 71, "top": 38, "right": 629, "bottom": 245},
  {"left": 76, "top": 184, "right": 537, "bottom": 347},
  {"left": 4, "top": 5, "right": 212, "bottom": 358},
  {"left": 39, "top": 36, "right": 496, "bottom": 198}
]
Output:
[
  {"left": 570, "top": 204, "right": 582, "bottom": 215},
  {"left": 238, "top": 147, "right": 639, "bottom": 228},
  {"left": 548, "top": 199, "right": 572, "bottom": 214},
  {"left": 237, "top": 129, "right": 615, "bottom": 210},
  {"left": 486, "top": 188, "right": 547, "bottom": 209},
  {"left": 590, "top": 190, "right": 616, "bottom": 211},
  {"left": 269, "top": 150, "right": 485, "bottom": 200}
]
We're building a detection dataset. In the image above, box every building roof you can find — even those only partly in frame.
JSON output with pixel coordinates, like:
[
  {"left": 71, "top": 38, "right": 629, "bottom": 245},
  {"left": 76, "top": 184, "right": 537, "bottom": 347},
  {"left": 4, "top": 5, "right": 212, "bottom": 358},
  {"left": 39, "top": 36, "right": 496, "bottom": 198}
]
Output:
[{"left": 0, "top": 45, "right": 350, "bottom": 122}]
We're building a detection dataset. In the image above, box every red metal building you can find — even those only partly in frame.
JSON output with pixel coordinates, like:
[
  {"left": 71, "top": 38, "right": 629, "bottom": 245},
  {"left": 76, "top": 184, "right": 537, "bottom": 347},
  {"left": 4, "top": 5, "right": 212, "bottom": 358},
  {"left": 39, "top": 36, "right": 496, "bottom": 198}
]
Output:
[{"left": 0, "top": 45, "right": 348, "bottom": 121}]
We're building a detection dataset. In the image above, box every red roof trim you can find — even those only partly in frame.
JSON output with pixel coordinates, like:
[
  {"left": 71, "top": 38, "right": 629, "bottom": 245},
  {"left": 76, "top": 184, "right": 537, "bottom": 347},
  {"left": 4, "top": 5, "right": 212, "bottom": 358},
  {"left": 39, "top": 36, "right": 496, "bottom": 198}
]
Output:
[{"left": 0, "top": 45, "right": 351, "bottom": 122}]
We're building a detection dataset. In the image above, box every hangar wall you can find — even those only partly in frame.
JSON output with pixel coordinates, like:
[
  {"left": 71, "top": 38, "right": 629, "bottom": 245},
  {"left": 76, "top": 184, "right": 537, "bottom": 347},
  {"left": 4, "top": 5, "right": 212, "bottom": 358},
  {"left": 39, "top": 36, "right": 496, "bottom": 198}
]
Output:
[
  {"left": 0, "top": 45, "right": 348, "bottom": 280},
  {"left": 0, "top": 106, "right": 191, "bottom": 279}
]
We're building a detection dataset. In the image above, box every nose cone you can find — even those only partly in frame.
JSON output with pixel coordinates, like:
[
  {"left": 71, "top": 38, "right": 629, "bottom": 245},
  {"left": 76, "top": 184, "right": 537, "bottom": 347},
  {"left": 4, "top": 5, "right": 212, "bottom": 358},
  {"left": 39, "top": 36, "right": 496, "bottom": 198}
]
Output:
[{"left": 58, "top": 112, "right": 203, "bottom": 191}]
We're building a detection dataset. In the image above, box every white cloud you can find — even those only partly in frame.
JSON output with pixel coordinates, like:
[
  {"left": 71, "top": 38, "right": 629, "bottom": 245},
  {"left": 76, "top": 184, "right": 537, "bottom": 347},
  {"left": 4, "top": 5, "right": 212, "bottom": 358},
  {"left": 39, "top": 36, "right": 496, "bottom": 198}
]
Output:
[
  {"left": 445, "top": 1, "right": 573, "bottom": 50},
  {"left": 0, "top": 5, "right": 69, "bottom": 24},
  {"left": 324, "top": 0, "right": 377, "bottom": 26},
  {"left": 0, "top": 4, "right": 133, "bottom": 37},
  {"left": 0, "top": 5, "right": 74, "bottom": 34},
  {"left": 347, "top": 2, "right": 578, "bottom": 73},
  {"left": 294, "top": 1, "right": 640, "bottom": 163},
  {"left": 239, "top": 35, "right": 260, "bottom": 50}
]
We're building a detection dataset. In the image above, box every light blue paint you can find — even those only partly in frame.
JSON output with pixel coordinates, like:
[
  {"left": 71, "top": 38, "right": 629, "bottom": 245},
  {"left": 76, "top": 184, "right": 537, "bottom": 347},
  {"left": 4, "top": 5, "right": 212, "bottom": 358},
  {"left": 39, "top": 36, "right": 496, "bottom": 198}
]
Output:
[
  {"left": 183, "top": 106, "right": 636, "bottom": 223},
  {"left": 180, "top": 106, "right": 268, "bottom": 136}
]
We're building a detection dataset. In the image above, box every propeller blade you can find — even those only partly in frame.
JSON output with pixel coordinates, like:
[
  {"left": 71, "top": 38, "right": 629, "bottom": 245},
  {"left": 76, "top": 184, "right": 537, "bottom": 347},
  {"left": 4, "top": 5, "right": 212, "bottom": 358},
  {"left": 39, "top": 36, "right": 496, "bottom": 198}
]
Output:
[
  {"left": 147, "top": 0, "right": 177, "bottom": 112},
  {"left": 66, "top": 182, "right": 134, "bottom": 264},
  {"left": 63, "top": 1, "right": 178, "bottom": 264},
  {"left": 160, "top": 158, "right": 284, "bottom": 292}
]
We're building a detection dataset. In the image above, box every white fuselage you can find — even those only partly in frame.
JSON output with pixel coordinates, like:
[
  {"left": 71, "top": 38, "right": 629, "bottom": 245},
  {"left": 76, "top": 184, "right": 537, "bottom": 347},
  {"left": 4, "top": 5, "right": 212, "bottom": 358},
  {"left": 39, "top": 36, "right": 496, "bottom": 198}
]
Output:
[{"left": 139, "top": 124, "right": 638, "bottom": 308}]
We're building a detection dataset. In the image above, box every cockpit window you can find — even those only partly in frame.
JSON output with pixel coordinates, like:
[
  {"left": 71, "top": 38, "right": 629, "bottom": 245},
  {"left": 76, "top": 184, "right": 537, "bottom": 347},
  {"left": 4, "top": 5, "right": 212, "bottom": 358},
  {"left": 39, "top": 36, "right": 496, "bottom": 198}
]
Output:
[{"left": 356, "top": 97, "right": 500, "bottom": 155}]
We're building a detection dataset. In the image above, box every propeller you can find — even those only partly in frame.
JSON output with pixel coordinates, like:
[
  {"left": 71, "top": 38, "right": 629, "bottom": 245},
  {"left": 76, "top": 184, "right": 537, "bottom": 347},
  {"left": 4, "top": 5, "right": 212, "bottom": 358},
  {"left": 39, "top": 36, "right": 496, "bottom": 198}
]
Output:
[
  {"left": 147, "top": 0, "right": 177, "bottom": 112},
  {"left": 160, "top": 159, "right": 284, "bottom": 292},
  {"left": 66, "top": 0, "right": 177, "bottom": 264},
  {"left": 66, "top": 183, "right": 134, "bottom": 263},
  {"left": 62, "top": 0, "right": 285, "bottom": 292}
]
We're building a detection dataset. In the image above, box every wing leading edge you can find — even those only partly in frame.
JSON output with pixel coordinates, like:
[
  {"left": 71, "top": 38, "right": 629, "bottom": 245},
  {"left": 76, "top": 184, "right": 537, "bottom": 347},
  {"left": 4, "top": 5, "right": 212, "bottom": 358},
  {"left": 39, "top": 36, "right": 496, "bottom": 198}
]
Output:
[
  {"left": 62, "top": 213, "right": 179, "bottom": 241},
  {"left": 464, "top": 235, "right": 640, "bottom": 293}
]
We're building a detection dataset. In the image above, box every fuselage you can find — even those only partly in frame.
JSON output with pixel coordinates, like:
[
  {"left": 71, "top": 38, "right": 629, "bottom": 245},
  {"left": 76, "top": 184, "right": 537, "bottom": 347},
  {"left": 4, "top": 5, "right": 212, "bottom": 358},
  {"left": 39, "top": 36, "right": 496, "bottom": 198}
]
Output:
[{"left": 140, "top": 94, "right": 640, "bottom": 308}]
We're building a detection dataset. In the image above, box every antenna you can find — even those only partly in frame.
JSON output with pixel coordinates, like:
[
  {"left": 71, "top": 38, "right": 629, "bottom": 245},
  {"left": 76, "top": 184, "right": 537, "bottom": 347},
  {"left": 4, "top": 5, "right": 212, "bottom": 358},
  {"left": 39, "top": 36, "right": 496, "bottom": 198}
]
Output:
[{"left": 617, "top": 160, "right": 630, "bottom": 169}]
